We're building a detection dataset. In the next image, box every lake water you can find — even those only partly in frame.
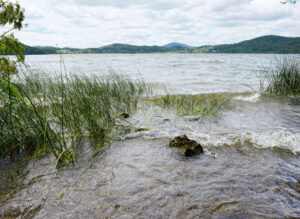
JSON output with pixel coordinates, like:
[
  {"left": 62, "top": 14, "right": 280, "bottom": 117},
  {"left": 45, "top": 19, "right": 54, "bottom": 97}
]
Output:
[
  {"left": 1, "top": 54, "right": 300, "bottom": 218},
  {"left": 23, "top": 53, "right": 287, "bottom": 94}
]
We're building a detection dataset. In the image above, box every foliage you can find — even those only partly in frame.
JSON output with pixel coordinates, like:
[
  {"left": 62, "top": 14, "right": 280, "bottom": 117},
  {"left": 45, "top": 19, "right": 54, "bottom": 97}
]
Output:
[
  {"left": 265, "top": 57, "right": 300, "bottom": 95},
  {"left": 0, "top": 0, "right": 25, "bottom": 77},
  {"left": 281, "top": 0, "right": 296, "bottom": 4},
  {"left": 0, "top": 69, "right": 149, "bottom": 167},
  {"left": 0, "top": 0, "right": 26, "bottom": 162}
]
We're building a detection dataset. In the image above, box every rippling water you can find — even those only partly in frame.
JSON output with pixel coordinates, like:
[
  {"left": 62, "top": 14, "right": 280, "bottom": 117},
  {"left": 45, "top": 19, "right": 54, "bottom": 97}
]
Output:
[
  {"left": 23, "top": 53, "right": 297, "bottom": 94},
  {"left": 1, "top": 54, "right": 300, "bottom": 218}
]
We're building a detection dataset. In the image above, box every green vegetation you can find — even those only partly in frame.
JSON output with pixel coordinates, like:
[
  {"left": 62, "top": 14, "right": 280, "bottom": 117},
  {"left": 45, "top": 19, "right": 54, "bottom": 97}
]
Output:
[
  {"left": 209, "top": 35, "right": 300, "bottom": 54},
  {"left": 0, "top": 0, "right": 25, "bottom": 75},
  {"left": 150, "top": 93, "right": 228, "bottom": 118},
  {"left": 23, "top": 45, "right": 60, "bottom": 54},
  {"left": 0, "top": 67, "right": 230, "bottom": 167},
  {"left": 0, "top": 70, "right": 148, "bottom": 167},
  {"left": 265, "top": 58, "right": 300, "bottom": 95},
  {"left": 281, "top": 0, "right": 296, "bottom": 4},
  {"left": 23, "top": 43, "right": 198, "bottom": 55},
  {"left": 23, "top": 35, "right": 300, "bottom": 55}
]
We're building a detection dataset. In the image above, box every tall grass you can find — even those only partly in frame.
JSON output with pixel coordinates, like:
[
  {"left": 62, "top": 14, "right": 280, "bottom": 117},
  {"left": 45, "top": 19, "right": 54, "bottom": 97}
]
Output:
[
  {"left": 0, "top": 69, "right": 148, "bottom": 168},
  {"left": 0, "top": 66, "right": 229, "bottom": 167},
  {"left": 266, "top": 57, "right": 300, "bottom": 95}
]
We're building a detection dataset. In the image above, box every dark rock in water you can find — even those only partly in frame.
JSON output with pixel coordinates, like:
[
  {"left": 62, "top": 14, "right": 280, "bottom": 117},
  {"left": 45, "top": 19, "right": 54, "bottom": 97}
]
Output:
[
  {"left": 184, "top": 148, "right": 196, "bottom": 157},
  {"left": 169, "top": 134, "right": 204, "bottom": 157},
  {"left": 183, "top": 115, "right": 201, "bottom": 121},
  {"left": 119, "top": 112, "right": 129, "bottom": 118},
  {"left": 135, "top": 126, "right": 150, "bottom": 132}
]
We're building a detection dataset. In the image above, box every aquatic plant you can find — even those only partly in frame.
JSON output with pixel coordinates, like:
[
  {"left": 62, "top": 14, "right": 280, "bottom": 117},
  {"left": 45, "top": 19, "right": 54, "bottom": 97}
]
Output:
[
  {"left": 0, "top": 69, "right": 148, "bottom": 167},
  {"left": 266, "top": 57, "right": 300, "bottom": 95},
  {"left": 150, "top": 93, "right": 227, "bottom": 118}
]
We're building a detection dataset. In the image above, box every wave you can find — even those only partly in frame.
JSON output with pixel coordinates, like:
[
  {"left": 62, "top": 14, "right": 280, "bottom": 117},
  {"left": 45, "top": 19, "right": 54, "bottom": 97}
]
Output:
[
  {"left": 123, "top": 130, "right": 300, "bottom": 154},
  {"left": 233, "top": 93, "right": 261, "bottom": 103}
]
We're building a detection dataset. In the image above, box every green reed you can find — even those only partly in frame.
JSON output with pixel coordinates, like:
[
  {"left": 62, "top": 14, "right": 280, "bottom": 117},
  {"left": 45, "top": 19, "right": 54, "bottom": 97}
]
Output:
[
  {"left": 150, "top": 93, "right": 227, "bottom": 118},
  {"left": 0, "top": 67, "right": 227, "bottom": 167},
  {"left": 266, "top": 57, "right": 300, "bottom": 95},
  {"left": 0, "top": 69, "right": 148, "bottom": 168}
]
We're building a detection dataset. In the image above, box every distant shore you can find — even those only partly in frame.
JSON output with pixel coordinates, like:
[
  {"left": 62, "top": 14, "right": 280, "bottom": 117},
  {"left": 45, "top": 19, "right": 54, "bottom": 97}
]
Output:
[{"left": 23, "top": 35, "right": 300, "bottom": 55}]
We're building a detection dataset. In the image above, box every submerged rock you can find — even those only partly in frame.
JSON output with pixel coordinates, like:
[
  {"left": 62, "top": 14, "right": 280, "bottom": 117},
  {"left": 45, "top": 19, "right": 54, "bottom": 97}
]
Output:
[
  {"left": 169, "top": 134, "right": 204, "bottom": 157},
  {"left": 135, "top": 126, "right": 150, "bottom": 132},
  {"left": 119, "top": 112, "right": 130, "bottom": 119},
  {"left": 182, "top": 115, "right": 201, "bottom": 121}
]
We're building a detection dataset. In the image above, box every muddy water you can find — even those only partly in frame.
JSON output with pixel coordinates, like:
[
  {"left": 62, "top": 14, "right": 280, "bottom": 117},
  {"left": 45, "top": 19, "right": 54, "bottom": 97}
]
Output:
[
  {"left": 1, "top": 54, "right": 300, "bottom": 218},
  {"left": 0, "top": 138, "right": 299, "bottom": 218}
]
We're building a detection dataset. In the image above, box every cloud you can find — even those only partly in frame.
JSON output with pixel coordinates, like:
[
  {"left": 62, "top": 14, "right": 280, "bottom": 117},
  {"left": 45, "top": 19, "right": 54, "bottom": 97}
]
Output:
[
  {"left": 72, "top": 0, "right": 183, "bottom": 10},
  {"left": 13, "top": 0, "right": 300, "bottom": 47}
]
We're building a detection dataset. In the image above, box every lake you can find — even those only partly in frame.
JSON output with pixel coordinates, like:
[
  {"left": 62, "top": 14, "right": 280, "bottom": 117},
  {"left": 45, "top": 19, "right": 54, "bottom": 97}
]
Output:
[
  {"left": 1, "top": 53, "right": 300, "bottom": 218},
  {"left": 24, "top": 53, "right": 289, "bottom": 94}
]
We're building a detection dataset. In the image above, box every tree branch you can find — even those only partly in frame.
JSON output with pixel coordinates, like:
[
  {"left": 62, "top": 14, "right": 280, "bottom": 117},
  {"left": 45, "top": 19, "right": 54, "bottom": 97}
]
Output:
[{"left": 1, "top": 27, "right": 14, "bottom": 38}]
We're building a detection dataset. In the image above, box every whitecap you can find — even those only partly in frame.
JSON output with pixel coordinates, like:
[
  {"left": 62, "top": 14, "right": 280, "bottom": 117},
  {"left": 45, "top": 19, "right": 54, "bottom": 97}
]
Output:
[{"left": 233, "top": 93, "right": 261, "bottom": 103}]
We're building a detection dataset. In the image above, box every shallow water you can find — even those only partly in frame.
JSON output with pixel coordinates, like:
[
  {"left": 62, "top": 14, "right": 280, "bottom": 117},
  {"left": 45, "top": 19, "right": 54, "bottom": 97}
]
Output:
[
  {"left": 1, "top": 139, "right": 300, "bottom": 218},
  {"left": 1, "top": 54, "right": 300, "bottom": 218}
]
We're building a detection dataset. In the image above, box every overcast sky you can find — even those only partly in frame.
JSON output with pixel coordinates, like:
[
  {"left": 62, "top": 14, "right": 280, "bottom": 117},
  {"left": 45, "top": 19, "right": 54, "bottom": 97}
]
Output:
[{"left": 14, "top": 0, "right": 300, "bottom": 48}]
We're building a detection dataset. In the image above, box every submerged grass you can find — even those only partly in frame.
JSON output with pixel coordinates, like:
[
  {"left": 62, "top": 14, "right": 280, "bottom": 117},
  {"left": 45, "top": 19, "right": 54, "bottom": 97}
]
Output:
[
  {"left": 150, "top": 93, "right": 228, "bottom": 118},
  {"left": 0, "top": 69, "right": 148, "bottom": 168},
  {"left": 265, "top": 57, "right": 300, "bottom": 95}
]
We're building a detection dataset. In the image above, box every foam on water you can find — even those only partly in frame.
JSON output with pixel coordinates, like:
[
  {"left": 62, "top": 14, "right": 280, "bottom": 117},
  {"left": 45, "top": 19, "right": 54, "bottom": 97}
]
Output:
[
  {"left": 124, "top": 93, "right": 300, "bottom": 154},
  {"left": 233, "top": 93, "right": 261, "bottom": 103},
  {"left": 243, "top": 131, "right": 300, "bottom": 153},
  {"left": 124, "top": 130, "right": 300, "bottom": 154},
  {"left": 194, "top": 131, "right": 300, "bottom": 154}
]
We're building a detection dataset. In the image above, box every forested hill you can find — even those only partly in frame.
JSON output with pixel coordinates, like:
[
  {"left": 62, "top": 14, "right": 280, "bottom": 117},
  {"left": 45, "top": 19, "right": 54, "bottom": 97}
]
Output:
[
  {"left": 208, "top": 35, "right": 300, "bottom": 53},
  {"left": 23, "top": 35, "right": 300, "bottom": 54},
  {"left": 23, "top": 43, "right": 196, "bottom": 54},
  {"left": 23, "top": 45, "right": 60, "bottom": 54}
]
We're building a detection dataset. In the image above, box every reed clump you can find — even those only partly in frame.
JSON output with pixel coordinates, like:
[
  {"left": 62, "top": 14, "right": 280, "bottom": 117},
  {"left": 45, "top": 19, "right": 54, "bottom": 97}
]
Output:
[
  {"left": 266, "top": 57, "right": 300, "bottom": 95},
  {"left": 151, "top": 93, "right": 227, "bottom": 118},
  {"left": 0, "top": 70, "right": 148, "bottom": 168}
]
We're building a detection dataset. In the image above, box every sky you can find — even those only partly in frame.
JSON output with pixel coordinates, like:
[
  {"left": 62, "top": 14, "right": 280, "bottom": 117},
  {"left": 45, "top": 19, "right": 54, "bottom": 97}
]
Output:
[{"left": 13, "top": 0, "right": 300, "bottom": 48}]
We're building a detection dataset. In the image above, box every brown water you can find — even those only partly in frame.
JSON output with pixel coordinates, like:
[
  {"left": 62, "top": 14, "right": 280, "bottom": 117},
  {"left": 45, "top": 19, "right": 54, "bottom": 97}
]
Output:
[{"left": 1, "top": 137, "right": 300, "bottom": 218}]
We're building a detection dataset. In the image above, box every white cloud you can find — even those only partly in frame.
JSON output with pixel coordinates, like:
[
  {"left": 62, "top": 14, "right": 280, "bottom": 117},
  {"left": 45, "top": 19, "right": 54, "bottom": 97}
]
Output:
[{"left": 14, "top": 0, "right": 300, "bottom": 47}]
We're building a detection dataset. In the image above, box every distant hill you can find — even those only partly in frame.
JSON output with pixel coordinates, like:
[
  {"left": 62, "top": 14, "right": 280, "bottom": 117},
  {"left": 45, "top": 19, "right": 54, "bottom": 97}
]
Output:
[
  {"left": 23, "top": 35, "right": 300, "bottom": 54},
  {"left": 23, "top": 45, "right": 60, "bottom": 54},
  {"left": 24, "top": 43, "right": 196, "bottom": 54},
  {"left": 208, "top": 35, "right": 300, "bottom": 53},
  {"left": 163, "top": 42, "right": 190, "bottom": 48},
  {"left": 97, "top": 43, "right": 169, "bottom": 53}
]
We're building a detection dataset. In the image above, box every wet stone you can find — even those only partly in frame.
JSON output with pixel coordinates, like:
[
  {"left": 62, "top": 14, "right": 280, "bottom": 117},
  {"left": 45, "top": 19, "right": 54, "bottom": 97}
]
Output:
[
  {"left": 119, "top": 112, "right": 129, "bottom": 119},
  {"left": 182, "top": 115, "right": 201, "bottom": 121},
  {"left": 136, "top": 126, "right": 150, "bottom": 132},
  {"left": 169, "top": 134, "right": 204, "bottom": 157}
]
